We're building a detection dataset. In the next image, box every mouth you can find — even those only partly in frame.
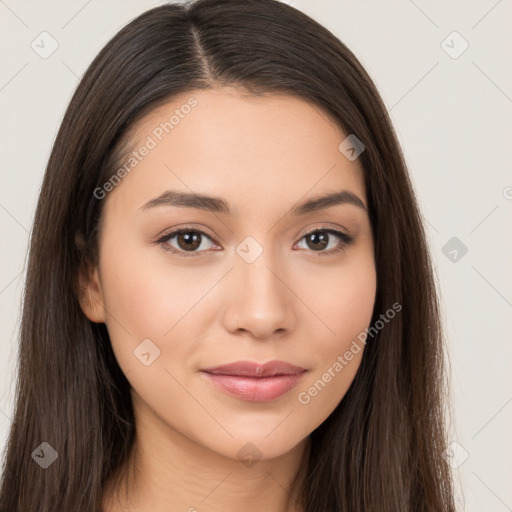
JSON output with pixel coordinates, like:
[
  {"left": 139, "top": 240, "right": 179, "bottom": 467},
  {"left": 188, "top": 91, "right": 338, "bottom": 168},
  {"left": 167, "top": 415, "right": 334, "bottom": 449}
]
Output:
[{"left": 200, "top": 360, "right": 308, "bottom": 402}]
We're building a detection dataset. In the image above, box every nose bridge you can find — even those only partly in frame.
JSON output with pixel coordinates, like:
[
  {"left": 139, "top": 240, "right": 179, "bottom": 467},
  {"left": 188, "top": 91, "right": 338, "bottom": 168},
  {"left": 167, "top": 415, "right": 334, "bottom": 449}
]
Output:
[{"left": 222, "top": 237, "right": 295, "bottom": 338}]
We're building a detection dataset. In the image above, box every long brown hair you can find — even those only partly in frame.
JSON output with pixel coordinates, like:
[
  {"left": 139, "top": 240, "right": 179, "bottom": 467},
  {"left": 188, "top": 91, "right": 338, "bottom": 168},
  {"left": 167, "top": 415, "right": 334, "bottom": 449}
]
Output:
[{"left": 0, "top": 1, "right": 456, "bottom": 510}]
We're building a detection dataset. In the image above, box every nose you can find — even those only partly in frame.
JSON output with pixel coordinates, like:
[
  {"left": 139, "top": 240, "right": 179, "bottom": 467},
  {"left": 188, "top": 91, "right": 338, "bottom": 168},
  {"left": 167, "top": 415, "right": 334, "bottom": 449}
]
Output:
[{"left": 221, "top": 251, "right": 296, "bottom": 340}]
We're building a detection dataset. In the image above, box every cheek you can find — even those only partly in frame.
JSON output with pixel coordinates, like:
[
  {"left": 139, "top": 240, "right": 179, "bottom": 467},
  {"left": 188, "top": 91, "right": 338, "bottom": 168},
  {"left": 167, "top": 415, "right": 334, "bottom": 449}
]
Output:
[
  {"left": 326, "top": 269, "right": 376, "bottom": 346},
  {"left": 297, "top": 251, "right": 377, "bottom": 348},
  {"left": 96, "top": 235, "right": 205, "bottom": 373},
  {"left": 98, "top": 238, "right": 234, "bottom": 396},
  {"left": 100, "top": 240, "right": 211, "bottom": 333},
  {"left": 292, "top": 253, "right": 376, "bottom": 408}
]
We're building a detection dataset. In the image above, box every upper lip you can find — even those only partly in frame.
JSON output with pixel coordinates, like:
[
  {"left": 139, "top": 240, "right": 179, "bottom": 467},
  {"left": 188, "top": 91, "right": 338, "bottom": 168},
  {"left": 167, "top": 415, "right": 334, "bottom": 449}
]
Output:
[{"left": 201, "top": 360, "right": 307, "bottom": 377}]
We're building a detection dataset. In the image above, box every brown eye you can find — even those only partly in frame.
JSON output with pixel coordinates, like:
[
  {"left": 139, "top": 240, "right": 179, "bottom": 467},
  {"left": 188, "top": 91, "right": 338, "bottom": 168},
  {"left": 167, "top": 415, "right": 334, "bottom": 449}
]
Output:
[
  {"left": 175, "top": 230, "right": 202, "bottom": 251},
  {"left": 296, "top": 228, "right": 354, "bottom": 255},
  {"left": 157, "top": 228, "right": 216, "bottom": 257},
  {"left": 305, "top": 231, "right": 329, "bottom": 251}
]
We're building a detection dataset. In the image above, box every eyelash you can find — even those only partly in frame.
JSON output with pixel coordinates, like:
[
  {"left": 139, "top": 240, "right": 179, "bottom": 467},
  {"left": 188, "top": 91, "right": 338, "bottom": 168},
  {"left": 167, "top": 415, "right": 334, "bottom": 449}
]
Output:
[{"left": 154, "top": 225, "right": 355, "bottom": 259}]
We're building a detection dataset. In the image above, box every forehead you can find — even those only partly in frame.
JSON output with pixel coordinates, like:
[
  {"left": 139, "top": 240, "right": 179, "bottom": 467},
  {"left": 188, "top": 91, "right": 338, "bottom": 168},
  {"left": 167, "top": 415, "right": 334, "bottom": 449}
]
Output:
[{"left": 107, "top": 87, "right": 366, "bottom": 218}]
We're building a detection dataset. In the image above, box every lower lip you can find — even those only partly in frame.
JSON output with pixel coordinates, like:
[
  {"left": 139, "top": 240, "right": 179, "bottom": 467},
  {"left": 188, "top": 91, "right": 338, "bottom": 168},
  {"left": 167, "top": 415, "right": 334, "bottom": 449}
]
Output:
[{"left": 201, "top": 371, "right": 307, "bottom": 402}]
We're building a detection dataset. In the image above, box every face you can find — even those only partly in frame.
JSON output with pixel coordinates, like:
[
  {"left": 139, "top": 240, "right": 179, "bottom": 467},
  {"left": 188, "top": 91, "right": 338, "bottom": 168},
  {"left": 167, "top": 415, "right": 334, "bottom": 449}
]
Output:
[{"left": 80, "top": 87, "right": 376, "bottom": 461}]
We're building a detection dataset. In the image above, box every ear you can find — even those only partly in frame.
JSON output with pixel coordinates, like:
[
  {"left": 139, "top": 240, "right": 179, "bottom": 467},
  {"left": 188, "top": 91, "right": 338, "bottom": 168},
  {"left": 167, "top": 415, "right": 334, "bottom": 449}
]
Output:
[{"left": 77, "top": 263, "right": 107, "bottom": 324}]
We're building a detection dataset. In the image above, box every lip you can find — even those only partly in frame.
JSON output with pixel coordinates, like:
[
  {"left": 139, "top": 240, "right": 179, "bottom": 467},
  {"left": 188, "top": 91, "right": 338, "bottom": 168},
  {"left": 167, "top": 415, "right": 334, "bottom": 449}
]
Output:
[{"left": 200, "top": 360, "right": 308, "bottom": 402}]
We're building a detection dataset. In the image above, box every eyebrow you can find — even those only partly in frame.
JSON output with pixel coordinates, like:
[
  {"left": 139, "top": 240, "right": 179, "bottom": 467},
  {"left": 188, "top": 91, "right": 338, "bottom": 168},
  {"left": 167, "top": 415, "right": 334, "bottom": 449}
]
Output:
[{"left": 138, "top": 189, "right": 367, "bottom": 216}]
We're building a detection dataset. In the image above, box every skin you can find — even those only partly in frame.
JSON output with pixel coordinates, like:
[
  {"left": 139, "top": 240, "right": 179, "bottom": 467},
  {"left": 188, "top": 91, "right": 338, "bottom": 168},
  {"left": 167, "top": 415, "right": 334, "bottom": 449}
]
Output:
[{"left": 79, "top": 87, "right": 377, "bottom": 512}]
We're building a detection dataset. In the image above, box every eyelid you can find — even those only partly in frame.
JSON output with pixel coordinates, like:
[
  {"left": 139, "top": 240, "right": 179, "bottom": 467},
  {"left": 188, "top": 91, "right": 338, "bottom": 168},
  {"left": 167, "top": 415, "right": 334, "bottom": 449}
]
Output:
[{"left": 298, "top": 222, "right": 350, "bottom": 239}]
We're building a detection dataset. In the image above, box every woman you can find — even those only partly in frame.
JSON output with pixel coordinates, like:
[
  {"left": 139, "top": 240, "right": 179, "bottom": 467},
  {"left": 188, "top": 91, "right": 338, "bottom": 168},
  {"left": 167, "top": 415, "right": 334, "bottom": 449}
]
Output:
[{"left": 0, "top": 0, "right": 457, "bottom": 510}]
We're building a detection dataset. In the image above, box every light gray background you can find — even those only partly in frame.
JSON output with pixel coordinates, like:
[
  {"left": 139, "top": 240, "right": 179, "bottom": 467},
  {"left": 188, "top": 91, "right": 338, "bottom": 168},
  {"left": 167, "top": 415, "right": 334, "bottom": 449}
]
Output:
[{"left": 1, "top": 1, "right": 511, "bottom": 510}]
